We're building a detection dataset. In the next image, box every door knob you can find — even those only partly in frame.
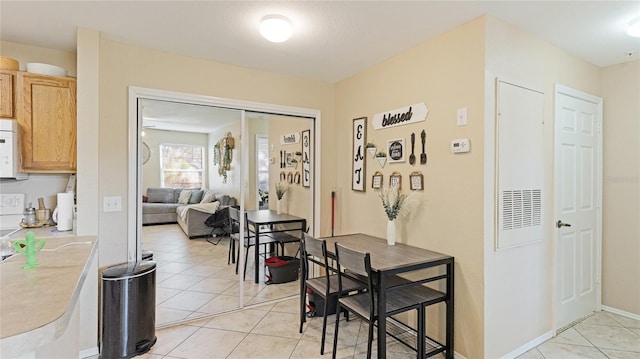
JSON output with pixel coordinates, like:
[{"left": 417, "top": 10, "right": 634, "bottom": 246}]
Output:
[{"left": 556, "top": 220, "right": 572, "bottom": 228}]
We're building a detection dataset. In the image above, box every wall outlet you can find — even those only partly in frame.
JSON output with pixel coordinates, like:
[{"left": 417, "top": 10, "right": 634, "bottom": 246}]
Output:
[{"left": 103, "top": 196, "right": 122, "bottom": 212}]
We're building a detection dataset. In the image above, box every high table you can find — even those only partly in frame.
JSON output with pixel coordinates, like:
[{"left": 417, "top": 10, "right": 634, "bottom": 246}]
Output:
[
  {"left": 245, "top": 210, "right": 306, "bottom": 283},
  {"left": 322, "top": 233, "right": 454, "bottom": 359}
]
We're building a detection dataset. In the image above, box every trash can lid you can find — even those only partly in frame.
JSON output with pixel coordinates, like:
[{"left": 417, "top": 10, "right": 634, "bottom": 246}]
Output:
[{"left": 102, "top": 260, "right": 156, "bottom": 279}]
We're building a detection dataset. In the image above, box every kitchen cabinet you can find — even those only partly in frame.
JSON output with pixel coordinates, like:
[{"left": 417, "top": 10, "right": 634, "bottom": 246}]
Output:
[
  {"left": 0, "top": 70, "right": 15, "bottom": 118},
  {"left": 16, "top": 72, "right": 77, "bottom": 173}
]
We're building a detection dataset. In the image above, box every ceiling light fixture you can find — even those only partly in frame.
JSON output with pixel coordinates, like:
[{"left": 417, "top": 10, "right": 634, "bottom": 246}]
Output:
[
  {"left": 260, "top": 15, "right": 292, "bottom": 43},
  {"left": 628, "top": 16, "right": 640, "bottom": 37}
]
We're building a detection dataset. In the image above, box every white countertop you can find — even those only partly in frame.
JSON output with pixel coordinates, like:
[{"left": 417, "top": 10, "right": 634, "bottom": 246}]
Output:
[{"left": 0, "top": 229, "right": 97, "bottom": 356}]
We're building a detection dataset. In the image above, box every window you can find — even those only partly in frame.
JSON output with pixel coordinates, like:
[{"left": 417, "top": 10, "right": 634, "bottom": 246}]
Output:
[{"left": 160, "top": 143, "right": 205, "bottom": 188}]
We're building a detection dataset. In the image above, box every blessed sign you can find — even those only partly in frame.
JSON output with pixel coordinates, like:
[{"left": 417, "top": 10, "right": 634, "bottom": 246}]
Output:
[
  {"left": 372, "top": 103, "right": 428, "bottom": 130},
  {"left": 280, "top": 132, "right": 300, "bottom": 145}
]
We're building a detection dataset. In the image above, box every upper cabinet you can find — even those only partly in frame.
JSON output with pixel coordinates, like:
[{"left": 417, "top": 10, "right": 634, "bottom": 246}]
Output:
[
  {"left": 16, "top": 72, "right": 77, "bottom": 173},
  {"left": 0, "top": 70, "right": 15, "bottom": 118}
]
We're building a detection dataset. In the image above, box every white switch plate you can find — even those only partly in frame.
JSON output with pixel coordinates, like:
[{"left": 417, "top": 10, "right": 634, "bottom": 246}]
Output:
[
  {"left": 0, "top": 193, "right": 25, "bottom": 215},
  {"left": 457, "top": 107, "right": 468, "bottom": 126},
  {"left": 451, "top": 138, "right": 470, "bottom": 153},
  {"left": 103, "top": 196, "right": 122, "bottom": 212}
]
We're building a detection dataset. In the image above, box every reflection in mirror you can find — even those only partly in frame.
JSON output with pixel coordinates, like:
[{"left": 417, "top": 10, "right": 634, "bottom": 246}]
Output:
[{"left": 137, "top": 100, "right": 314, "bottom": 328}]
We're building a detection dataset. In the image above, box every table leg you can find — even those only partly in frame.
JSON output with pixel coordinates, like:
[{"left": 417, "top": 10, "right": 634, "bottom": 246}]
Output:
[
  {"left": 254, "top": 225, "right": 261, "bottom": 283},
  {"left": 377, "top": 272, "right": 387, "bottom": 359},
  {"left": 445, "top": 260, "right": 454, "bottom": 359}
]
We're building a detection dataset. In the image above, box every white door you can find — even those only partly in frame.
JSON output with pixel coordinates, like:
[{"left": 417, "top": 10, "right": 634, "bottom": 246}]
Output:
[{"left": 554, "top": 85, "right": 602, "bottom": 330}]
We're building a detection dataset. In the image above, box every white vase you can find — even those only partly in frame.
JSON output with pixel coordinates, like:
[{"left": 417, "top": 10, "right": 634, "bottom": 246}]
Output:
[
  {"left": 367, "top": 147, "right": 377, "bottom": 159},
  {"left": 377, "top": 157, "right": 387, "bottom": 168},
  {"left": 277, "top": 199, "right": 282, "bottom": 214},
  {"left": 386, "top": 220, "right": 396, "bottom": 245}
]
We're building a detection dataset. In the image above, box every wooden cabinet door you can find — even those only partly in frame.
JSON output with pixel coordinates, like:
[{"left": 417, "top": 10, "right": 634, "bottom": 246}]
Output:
[
  {"left": 0, "top": 71, "right": 14, "bottom": 118},
  {"left": 17, "top": 73, "right": 77, "bottom": 172}
]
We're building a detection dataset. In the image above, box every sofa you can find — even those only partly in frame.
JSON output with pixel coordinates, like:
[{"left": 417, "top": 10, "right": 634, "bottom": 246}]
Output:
[{"left": 142, "top": 187, "right": 237, "bottom": 238}]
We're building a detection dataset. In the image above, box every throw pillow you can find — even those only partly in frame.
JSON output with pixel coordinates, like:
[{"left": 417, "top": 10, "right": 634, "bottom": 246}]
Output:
[
  {"left": 200, "top": 190, "right": 216, "bottom": 204},
  {"left": 189, "top": 190, "right": 204, "bottom": 204},
  {"left": 178, "top": 190, "right": 192, "bottom": 204}
]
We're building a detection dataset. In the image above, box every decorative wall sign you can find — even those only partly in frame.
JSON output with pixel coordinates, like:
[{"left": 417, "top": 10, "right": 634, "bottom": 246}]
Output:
[
  {"left": 387, "top": 138, "right": 405, "bottom": 163},
  {"left": 410, "top": 171, "right": 424, "bottom": 190},
  {"left": 287, "top": 172, "right": 293, "bottom": 183},
  {"left": 372, "top": 103, "right": 428, "bottom": 130},
  {"left": 352, "top": 117, "right": 367, "bottom": 191},
  {"left": 280, "top": 132, "right": 300, "bottom": 145},
  {"left": 390, "top": 171, "right": 402, "bottom": 189},
  {"left": 285, "top": 152, "right": 294, "bottom": 167},
  {"left": 372, "top": 171, "right": 383, "bottom": 189},
  {"left": 302, "top": 129, "right": 311, "bottom": 187},
  {"left": 294, "top": 172, "right": 301, "bottom": 184},
  {"left": 280, "top": 171, "right": 286, "bottom": 181}
]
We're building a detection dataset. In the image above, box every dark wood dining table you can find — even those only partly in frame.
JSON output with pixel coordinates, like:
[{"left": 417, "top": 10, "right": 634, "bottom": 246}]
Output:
[
  {"left": 322, "top": 233, "right": 454, "bottom": 359},
  {"left": 245, "top": 210, "right": 306, "bottom": 283}
]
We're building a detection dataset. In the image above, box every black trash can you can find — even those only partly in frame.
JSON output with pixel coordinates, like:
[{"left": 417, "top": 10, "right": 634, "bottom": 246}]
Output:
[{"left": 100, "top": 261, "right": 157, "bottom": 359}]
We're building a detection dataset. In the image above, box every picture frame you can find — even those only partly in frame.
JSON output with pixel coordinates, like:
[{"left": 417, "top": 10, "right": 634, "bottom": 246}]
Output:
[
  {"left": 286, "top": 152, "right": 293, "bottom": 167},
  {"left": 352, "top": 117, "right": 367, "bottom": 191},
  {"left": 372, "top": 171, "right": 383, "bottom": 189},
  {"left": 280, "top": 171, "right": 286, "bottom": 181},
  {"left": 287, "top": 172, "right": 293, "bottom": 183},
  {"left": 410, "top": 171, "right": 424, "bottom": 190},
  {"left": 387, "top": 138, "right": 405, "bottom": 163},
  {"left": 389, "top": 171, "right": 402, "bottom": 189},
  {"left": 302, "top": 129, "right": 311, "bottom": 187},
  {"left": 294, "top": 172, "right": 301, "bottom": 184}
]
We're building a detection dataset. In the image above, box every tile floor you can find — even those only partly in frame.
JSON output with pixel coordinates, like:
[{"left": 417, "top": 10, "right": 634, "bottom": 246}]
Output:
[
  {"left": 110, "top": 299, "right": 640, "bottom": 359},
  {"left": 143, "top": 224, "right": 299, "bottom": 326}
]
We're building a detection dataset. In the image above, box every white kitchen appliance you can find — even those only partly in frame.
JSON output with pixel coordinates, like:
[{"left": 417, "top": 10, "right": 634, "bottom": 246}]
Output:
[{"left": 0, "top": 119, "right": 28, "bottom": 180}]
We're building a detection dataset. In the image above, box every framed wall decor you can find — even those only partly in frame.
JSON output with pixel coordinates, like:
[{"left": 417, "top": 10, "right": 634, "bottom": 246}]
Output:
[
  {"left": 280, "top": 171, "right": 286, "bottom": 181},
  {"left": 352, "top": 117, "right": 367, "bottom": 191},
  {"left": 410, "top": 171, "right": 424, "bottom": 190},
  {"left": 389, "top": 171, "right": 402, "bottom": 189},
  {"left": 294, "top": 172, "right": 301, "bottom": 184},
  {"left": 301, "top": 129, "right": 311, "bottom": 187},
  {"left": 285, "top": 152, "right": 294, "bottom": 167},
  {"left": 372, "top": 171, "right": 383, "bottom": 189},
  {"left": 287, "top": 172, "right": 294, "bottom": 183},
  {"left": 387, "top": 138, "right": 405, "bottom": 163}
]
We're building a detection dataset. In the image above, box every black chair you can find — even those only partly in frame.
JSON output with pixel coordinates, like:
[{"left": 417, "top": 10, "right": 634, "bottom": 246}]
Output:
[
  {"left": 299, "top": 234, "right": 365, "bottom": 355},
  {"left": 332, "top": 243, "right": 444, "bottom": 359},
  {"left": 228, "top": 207, "right": 279, "bottom": 276}
]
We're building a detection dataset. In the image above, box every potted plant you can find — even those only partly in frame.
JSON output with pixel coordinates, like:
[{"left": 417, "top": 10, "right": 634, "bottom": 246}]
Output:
[
  {"left": 365, "top": 142, "right": 377, "bottom": 159},
  {"left": 379, "top": 184, "right": 408, "bottom": 245},
  {"left": 375, "top": 151, "right": 387, "bottom": 167}
]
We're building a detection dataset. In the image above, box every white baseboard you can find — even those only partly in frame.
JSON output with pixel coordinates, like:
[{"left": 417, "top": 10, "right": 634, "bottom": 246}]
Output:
[
  {"left": 602, "top": 305, "right": 640, "bottom": 321},
  {"left": 79, "top": 346, "right": 99, "bottom": 358},
  {"left": 500, "top": 330, "right": 554, "bottom": 359}
]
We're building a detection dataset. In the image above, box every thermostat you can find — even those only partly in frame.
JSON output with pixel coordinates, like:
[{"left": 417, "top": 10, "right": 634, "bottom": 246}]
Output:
[{"left": 451, "top": 138, "right": 470, "bottom": 153}]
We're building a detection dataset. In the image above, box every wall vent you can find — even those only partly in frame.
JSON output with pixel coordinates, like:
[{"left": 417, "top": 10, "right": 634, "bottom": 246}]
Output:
[{"left": 501, "top": 189, "right": 542, "bottom": 231}]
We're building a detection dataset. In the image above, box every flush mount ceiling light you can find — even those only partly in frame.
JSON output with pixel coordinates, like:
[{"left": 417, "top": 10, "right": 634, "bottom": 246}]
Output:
[
  {"left": 628, "top": 16, "right": 640, "bottom": 37},
  {"left": 260, "top": 15, "right": 292, "bottom": 43}
]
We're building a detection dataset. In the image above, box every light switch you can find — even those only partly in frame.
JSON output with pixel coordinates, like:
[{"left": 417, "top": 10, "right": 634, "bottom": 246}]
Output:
[{"left": 457, "top": 107, "right": 468, "bottom": 126}]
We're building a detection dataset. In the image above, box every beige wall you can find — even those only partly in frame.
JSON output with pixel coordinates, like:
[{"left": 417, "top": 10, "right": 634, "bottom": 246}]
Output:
[
  {"left": 601, "top": 60, "right": 640, "bottom": 315},
  {"left": 336, "top": 17, "right": 486, "bottom": 359},
  {"left": 268, "top": 115, "right": 313, "bottom": 222},
  {"left": 142, "top": 128, "right": 209, "bottom": 190},
  {"left": 97, "top": 38, "right": 335, "bottom": 267},
  {"left": 483, "top": 16, "right": 602, "bottom": 358},
  {"left": 1, "top": 40, "right": 77, "bottom": 76}
]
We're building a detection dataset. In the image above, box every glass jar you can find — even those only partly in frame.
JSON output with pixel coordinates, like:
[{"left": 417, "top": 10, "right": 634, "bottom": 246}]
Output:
[{"left": 23, "top": 205, "right": 37, "bottom": 225}]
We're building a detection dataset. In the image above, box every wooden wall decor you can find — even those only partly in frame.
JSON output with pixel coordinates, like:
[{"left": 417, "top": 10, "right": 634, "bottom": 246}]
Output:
[{"left": 352, "top": 117, "right": 367, "bottom": 191}]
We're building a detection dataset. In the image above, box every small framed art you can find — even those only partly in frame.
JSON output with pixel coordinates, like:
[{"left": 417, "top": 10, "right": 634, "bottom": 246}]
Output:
[
  {"left": 389, "top": 171, "right": 402, "bottom": 189},
  {"left": 387, "top": 138, "right": 405, "bottom": 163},
  {"left": 372, "top": 171, "right": 383, "bottom": 189},
  {"left": 410, "top": 171, "right": 424, "bottom": 190}
]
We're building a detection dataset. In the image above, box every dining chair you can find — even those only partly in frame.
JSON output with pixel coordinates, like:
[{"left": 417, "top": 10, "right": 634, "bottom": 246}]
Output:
[
  {"left": 332, "top": 243, "right": 436, "bottom": 359},
  {"left": 228, "top": 206, "right": 279, "bottom": 276},
  {"left": 299, "top": 234, "right": 365, "bottom": 355}
]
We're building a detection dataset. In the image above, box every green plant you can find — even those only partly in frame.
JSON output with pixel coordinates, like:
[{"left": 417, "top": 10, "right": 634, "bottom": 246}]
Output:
[
  {"left": 379, "top": 185, "right": 407, "bottom": 221},
  {"left": 365, "top": 142, "right": 376, "bottom": 148},
  {"left": 375, "top": 151, "right": 387, "bottom": 158},
  {"left": 275, "top": 182, "right": 289, "bottom": 200}
]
